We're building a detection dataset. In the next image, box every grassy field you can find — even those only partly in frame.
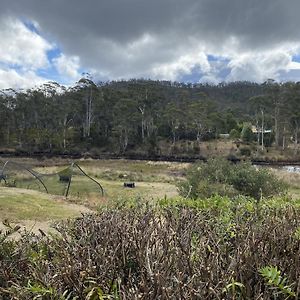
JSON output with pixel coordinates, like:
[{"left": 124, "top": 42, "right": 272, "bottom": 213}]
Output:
[
  {"left": 0, "top": 186, "right": 92, "bottom": 235},
  {"left": 1, "top": 158, "right": 183, "bottom": 199},
  {"left": 0, "top": 157, "right": 183, "bottom": 230},
  {"left": 271, "top": 167, "right": 300, "bottom": 199},
  {"left": 1, "top": 156, "right": 300, "bottom": 227},
  {"left": 0, "top": 187, "right": 91, "bottom": 221}
]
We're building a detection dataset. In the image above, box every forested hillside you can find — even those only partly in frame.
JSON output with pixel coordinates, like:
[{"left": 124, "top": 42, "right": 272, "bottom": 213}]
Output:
[{"left": 0, "top": 79, "right": 299, "bottom": 158}]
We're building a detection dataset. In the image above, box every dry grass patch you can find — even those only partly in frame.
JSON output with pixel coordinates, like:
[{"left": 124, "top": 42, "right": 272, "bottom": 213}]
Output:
[{"left": 271, "top": 168, "right": 300, "bottom": 199}]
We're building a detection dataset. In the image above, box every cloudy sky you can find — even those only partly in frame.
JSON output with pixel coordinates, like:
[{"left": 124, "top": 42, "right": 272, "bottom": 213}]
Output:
[{"left": 1, "top": 0, "right": 300, "bottom": 89}]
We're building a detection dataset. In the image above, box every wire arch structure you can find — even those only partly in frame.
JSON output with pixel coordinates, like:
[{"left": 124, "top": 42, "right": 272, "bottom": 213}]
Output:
[{"left": 0, "top": 160, "right": 104, "bottom": 198}]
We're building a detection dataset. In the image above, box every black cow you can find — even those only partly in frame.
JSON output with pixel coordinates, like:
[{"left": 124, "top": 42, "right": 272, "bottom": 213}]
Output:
[{"left": 124, "top": 182, "right": 135, "bottom": 188}]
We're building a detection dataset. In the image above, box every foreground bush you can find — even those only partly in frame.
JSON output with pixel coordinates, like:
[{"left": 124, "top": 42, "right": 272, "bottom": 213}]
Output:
[
  {"left": 1, "top": 198, "right": 300, "bottom": 299},
  {"left": 178, "top": 158, "right": 287, "bottom": 199}
]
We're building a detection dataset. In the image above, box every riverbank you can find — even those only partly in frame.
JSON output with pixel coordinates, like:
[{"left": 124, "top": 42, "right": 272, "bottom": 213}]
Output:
[{"left": 1, "top": 139, "right": 300, "bottom": 165}]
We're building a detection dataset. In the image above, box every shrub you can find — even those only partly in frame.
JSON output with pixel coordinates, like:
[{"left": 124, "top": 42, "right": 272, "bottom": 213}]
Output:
[
  {"left": 1, "top": 203, "right": 300, "bottom": 299},
  {"left": 229, "top": 128, "right": 240, "bottom": 139},
  {"left": 229, "top": 163, "right": 287, "bottom": 199},
  {"left": 241, "top": 123, "right": 254, "bottom": 142},
  {"left": 178, "top": 158, "right": 287, "bottom": 200},
  {"left": 179, "top": 179, "right": 238, "bottom": 199}
]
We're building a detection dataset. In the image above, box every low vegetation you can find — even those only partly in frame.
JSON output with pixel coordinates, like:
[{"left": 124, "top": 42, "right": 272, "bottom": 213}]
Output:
[
  {"left": 178, "top": 158, "right": 287, "bottom": 200},
  {"left": 1, "top": 157, "right": 300, "bottom": 299},
  {"left": 1, "top": 197, "right": 300, "bottom": 299}
]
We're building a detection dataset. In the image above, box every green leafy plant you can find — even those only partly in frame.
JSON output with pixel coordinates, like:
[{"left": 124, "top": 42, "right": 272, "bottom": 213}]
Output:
[
  {"left": 27, "top": 280, "right": 57, "bottom": 299},
  {"left": 294, "top": 227, "right": 300, "bottom": 240},
  {"left": 259, "top": 266, "right": 296, "bottom": 298},
  {"left": 223, "top": 278, "right": 245, "bottom": 300}
]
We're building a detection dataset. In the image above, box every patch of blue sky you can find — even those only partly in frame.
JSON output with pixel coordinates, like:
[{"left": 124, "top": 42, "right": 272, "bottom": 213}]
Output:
[
  {"left": 37, "top": 63, "right": 86, "bottom": 85},
  {"left": 292, "top": 54, "right": 300, "bottom": 62},
  {"left": 179, "top": 66, "right": 203, "bottom": 83},
  {"left": 35, "top": 65, "right": 61, "bottom": 83},
  {"left": 0, "top": 62, "right": 24, "bottom": 72},
  {"left": 40, "top": 48, "right": 71, "bottom": 84},
  {"left": 179, "top": 62, "right": 232, "bottom": 83},
  {"left": 207, "top": 54, "right": 229, "bottom": 63},
  {"left": 22, "top": 18, "right": 59, "bottom": 53},
  {"left": 218, "top": 67, "right": 231, "bottom": 80},
  {"left": 22, "top": 19, "right": 40, "bottom": 35},
  {"left": 207, "top": 54, "right": 219, "bottom": 62},
  {"left": 47, "top": 47, "right": 62, "bottom": 61}
]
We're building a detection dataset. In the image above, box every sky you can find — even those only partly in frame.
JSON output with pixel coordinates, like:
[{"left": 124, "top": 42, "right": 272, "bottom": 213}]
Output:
[{"left": 1, "top": 0, "right": 300, "bottom": 89}]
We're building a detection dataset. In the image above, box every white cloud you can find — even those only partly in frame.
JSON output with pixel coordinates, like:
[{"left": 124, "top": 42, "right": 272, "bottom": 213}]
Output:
[
  {"left": 0, "top": 17, "right": 53, "bottom": 70},
  {"left": 288, "top": 61, "right": 300, "bottom": 70},
  {"left": 151, "top": 50, "right": 210, "bottom": 81},
  {"left": 226, "top": 48, "right": 296, "bottom": 82},
  {"left": 0, "top": 17, "right": 82, "bottom": 89},
  {"left": 0, "top": 17, "right": 54, "bottom": 89},
  {"left": 0, "top": 68, "right": 46, "bottom": 89},
  {"left": 53, "top": 54, "right": 81, "bottom": 80}
]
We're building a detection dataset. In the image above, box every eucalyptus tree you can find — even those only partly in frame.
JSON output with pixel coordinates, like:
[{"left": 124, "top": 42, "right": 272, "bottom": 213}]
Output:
[
  {"left": 187, "top": 97, "right": 217, "bottom": 143},
  {"left": 249, "top": 95, "right": 271, "bottom": 150},
  {"left": 112, "top": 98, "right": 140, "bottom": 153},
  {"left": 0, "top": 95, "right": 14, "bottom": 145},
  {"left": 285, "top": 82, "right": 300, "bottom": 154}
]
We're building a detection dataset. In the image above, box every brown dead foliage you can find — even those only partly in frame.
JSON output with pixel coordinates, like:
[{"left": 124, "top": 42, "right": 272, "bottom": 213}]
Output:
[{"left": 1, "top": 204, "right": 300, "bottom": 299}]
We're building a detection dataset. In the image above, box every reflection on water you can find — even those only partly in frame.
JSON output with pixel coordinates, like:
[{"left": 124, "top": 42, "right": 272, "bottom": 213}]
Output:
[
  {"left": 255, "top": 164, "right": 300, "bottom": 173},
  {"left": 282, "top": 166, "right": 300, "bottom": 173}
]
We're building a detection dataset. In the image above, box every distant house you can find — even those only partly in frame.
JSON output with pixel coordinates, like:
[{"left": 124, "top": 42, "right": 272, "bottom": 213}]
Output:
[{"left": 251, "top": 126, "right": 272, "bottom": 134}]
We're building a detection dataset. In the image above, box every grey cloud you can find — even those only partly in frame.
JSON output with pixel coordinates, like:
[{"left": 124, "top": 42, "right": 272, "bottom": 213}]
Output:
[
  {"left": 1, "top": 0, "right": 300, "bottom": 81},
  {"left": 191, "top": 0, "right": 300, "bottom": 49}
]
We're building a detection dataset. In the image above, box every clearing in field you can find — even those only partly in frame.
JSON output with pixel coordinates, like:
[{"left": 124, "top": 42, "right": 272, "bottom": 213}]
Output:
[
  {"left": 0, "top": 158, "right": 182, "bottom": 204},
  {"left": 0, "top": 158, "right": 182, "bottom": 232}
]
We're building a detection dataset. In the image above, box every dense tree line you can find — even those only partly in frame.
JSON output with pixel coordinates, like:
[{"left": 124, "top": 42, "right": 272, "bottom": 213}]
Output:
[{"left": 0, "top": 79, "right": 299, "bottom": 155}]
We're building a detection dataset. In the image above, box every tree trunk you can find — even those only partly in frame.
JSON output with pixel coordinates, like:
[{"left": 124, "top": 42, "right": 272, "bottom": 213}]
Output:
[
  {"left": 63, "top": 115, "right": 67, "bottom": 149},
  {"left": 138, "top": 106, "right": 145, "bottom": 141},
  {"left": 121, "top": 127, "right": 128, "bottom": 152},
  {"left": 282, "top": 124, "right": 286, "bottom": 151},
  {"left": 294, "top": 123, "right": 299, "bottom": 155},
  {"left": 261, "top": 109, "right": 264, "bottom": 151},
  {"left": 84, "top": 87, "right": 93, "bottom": 138},
  {"left": 274, "top": 106, "right": 280, "bottom": 148},
  {"left": 256, "top": 118, "right": 260, "bottom": 151}
]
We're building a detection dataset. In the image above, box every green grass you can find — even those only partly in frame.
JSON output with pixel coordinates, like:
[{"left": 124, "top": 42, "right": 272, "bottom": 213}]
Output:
[
  {"left": 270, "top": 168, "right": 300, "bottom": 199},
  {"left": 0, "top": 187, "right": 89, "bottom": 222},
  {"left": 100, "top": 179, "right": 178, "bottom": 200},
  {"left": 76, "top": 159, "right": 188, "bottom": 183},
  {"left": 289, "top": 187, "right": 300, "bottom": 199},
  {"left": 3, "top": 157, "right": 300, "bottom": 207},
  {"left": 2, "top": 173, "right": 178, "bottom": 204},
  {"left": 1, "top": 158, "right": 181, "bottom": 208}
]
